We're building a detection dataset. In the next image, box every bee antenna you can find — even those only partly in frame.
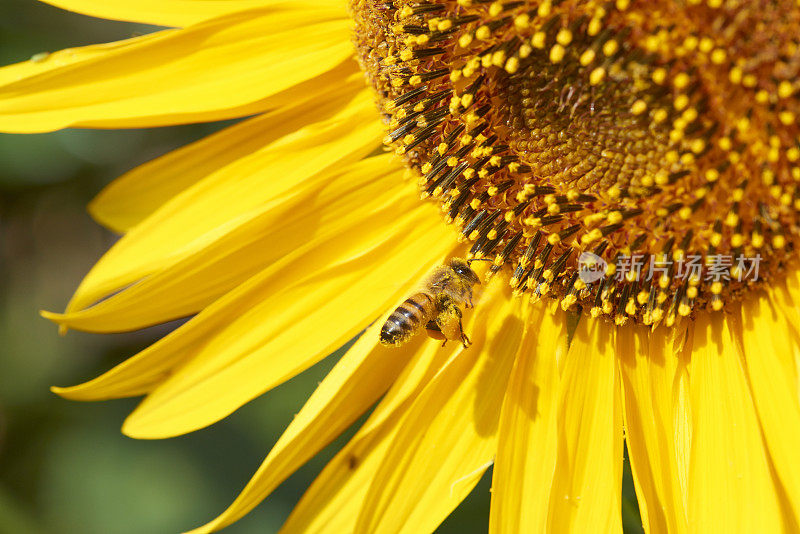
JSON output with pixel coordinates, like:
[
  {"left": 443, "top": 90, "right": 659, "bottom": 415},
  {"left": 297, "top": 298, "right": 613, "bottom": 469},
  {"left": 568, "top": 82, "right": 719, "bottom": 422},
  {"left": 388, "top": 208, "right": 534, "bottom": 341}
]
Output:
[{"left": 467, "top": 258, "right": 493, "bottom": 266}]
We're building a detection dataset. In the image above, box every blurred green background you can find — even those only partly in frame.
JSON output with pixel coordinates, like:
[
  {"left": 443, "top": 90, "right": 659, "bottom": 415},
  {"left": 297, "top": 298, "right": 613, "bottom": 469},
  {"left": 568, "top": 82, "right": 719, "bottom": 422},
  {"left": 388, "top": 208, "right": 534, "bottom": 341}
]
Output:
[{"left": 0, "top": 1, "right": 643, "bottom": 532}]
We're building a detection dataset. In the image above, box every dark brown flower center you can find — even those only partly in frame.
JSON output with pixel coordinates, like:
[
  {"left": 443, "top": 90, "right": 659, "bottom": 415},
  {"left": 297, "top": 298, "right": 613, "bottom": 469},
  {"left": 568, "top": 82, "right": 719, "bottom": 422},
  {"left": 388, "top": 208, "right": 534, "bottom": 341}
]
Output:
[{"left": 352, "top": 0, "right": 800, "bottom": 326}]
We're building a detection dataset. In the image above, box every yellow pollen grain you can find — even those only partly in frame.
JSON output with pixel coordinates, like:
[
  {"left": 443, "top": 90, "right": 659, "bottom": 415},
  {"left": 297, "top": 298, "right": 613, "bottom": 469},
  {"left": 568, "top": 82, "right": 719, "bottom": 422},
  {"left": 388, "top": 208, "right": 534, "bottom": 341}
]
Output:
[
  {"left": 729, "top": 66, "right": 743, "bottom": 84},
  {"left": 459, "top": 33, "right": 473, "bottom": 48},
  {"left": 651, "top": 67, "right": 667, "bottom": 84},
  {"left": 587, "top": 17, "right": 602, "bottom": 36},
  {"left": 630, "top": 99, "right": 648, "bottom": 115},
  {"left": 602, "top": 40, "right": 618, "bottom": 57},
  {"left": 710, "top": 48, "right": 727, "bottom": 64},
  {"left": 698, "top": 37, "right": 714, "bottom": 53},
  {"left": 505, "top": 57, "right": 519, "bottom": 73},
  {"left": 514, "top": 14, "right": 530, "bottom": 29},
  {"left": 580, "top": 49, "right": 596, "bottom": 66},
  {"left": 531, "top": 32, "right": 546, "bottom": 49},
  {"left": 550, "top": 44, "right": 566, "bottom": 63},
  {"left": 491, "top": 50, "right": 506, "bottom": 66},
  {"left": 742, "top": 74, "right": 758, "bottom": 88},
  {"left": 779, "top": 111, "right": 796, "bottom": 125},
  {"left": 778, "top": 80, "right": 795, "bottom": 98},
  {"left": 690, "top": 138, "right": 706, "bottom": 154},
  {"left": 674, "top": 94, "right": 689, "bottom": 110},
  {"left": 589, "top": 67, "right": 606, "bottom": 85},
  {"left": 476, "top": 25, "right": 491, "bottom": 40},
  {"left": 556, "top": 28, "right": 573, "bottom": 46},
  {"left": 537, "top": 1, "right": 552, "bottom": 16}
]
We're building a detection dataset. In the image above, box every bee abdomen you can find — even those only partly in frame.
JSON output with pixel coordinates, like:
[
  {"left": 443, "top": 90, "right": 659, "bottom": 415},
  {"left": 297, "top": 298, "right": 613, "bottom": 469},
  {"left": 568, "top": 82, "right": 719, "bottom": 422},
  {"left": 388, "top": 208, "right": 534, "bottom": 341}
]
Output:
[{"left": 380, "top": 293, "right": 436, "bottom": 346}]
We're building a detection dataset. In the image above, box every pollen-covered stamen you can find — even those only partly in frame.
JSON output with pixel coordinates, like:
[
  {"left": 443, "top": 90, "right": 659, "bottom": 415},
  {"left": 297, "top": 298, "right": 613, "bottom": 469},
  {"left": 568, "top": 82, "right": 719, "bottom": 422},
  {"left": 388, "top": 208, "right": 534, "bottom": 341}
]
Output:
[{"left": 352, "top": 0, "right": 800, "bottom": 326}]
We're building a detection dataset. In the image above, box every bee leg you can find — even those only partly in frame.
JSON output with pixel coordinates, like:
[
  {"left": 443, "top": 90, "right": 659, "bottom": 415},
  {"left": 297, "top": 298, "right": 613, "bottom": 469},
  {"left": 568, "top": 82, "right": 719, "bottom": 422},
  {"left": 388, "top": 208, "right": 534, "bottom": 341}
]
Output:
[
  {"left": 425, "top": 321, "right": 447, "bottom": 342},
  {"left": 449, "top": 306, "right": 471, "bottom": 348},
  {"left": 457, "top": 314, "right": 471, "bottom": 348}
]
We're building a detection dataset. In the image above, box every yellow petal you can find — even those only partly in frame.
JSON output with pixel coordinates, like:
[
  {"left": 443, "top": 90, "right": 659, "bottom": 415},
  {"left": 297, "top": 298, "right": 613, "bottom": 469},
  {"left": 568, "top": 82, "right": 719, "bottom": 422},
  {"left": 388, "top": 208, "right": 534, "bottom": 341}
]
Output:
[
  {"left": 280, "top": 337, "right": 458, "bottom": 534},
  {"left": 489, "top": 308, "right": 567, "bottom": 533},
  {"left": 115, "top": 197, "right": 454, "bottom": 439},
  {"left": 0, "top": 4, "right": 352, "bottom": 132},
  {"left": 547, "top": 317, "right": 623, "bottom": 533},
  {"left": 186, "top": 318, "right": 427, "bottom": 534},
  {"left": 617, "top": 324, "right": 690, "bottom": 534},
  {"left": 45, "top": 153, "right": 398, "bottom": 332},
  {"left": 89, "top": 61, "right": 360, "bottom": 233},
  {"left": 58, "top": 91, "right": 381, "bottom": 319},
  {"left": 356, "top": 284, "right": 524, "bottom": 534},
  {"left": 737, "top": 292, "right": 800, "bottom": 523},
  {"left": 687, "top": 312, "right": 784, "bottom": 532},
  {"left": 40, "top": 0, "right": 299, "bottom": 27}
]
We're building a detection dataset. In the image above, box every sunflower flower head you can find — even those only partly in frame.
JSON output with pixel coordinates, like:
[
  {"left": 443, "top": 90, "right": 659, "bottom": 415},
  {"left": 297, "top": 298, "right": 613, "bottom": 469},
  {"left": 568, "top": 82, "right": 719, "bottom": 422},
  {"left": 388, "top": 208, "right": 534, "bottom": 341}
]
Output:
[
  {"left": 353, "top": 0, "right": 800, "bottom": 327},
  {"left": 2, "top": 0, "right": 800, "bottom": 533}
]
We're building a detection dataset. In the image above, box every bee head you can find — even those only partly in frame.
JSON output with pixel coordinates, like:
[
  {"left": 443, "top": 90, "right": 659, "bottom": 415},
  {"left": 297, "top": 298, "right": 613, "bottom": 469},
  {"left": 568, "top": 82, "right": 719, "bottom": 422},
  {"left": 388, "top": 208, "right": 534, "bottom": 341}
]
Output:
[{"left": 449, "top": 258, "right": 481, "bottom": 286}]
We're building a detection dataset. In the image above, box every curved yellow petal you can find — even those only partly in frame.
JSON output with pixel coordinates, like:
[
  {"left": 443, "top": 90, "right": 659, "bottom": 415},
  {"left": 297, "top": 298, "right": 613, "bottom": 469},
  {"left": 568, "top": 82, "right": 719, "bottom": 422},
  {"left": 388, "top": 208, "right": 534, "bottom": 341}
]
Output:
[
  {"left": 488, "top": 308, "right": 567, "bottom": 533},
  {"left": 737, "top": 292, "right": 800, "bottom": 525},
  {"left": 617, "top": 324, "right": 690, "bottom": 534},
  {"left": 0, "top": 4, "right": 352, "bottom": 132},
  {"left": 687, "top": 312, "right": 784, "bottom": 533},
  {"left": 185, "top": 318, "right": 430, "bottom": 534},
  {"left": 115, "top": 198, "right": 454, "bottom": 439},
  {"left": 355, "top": 284, "right": 524, "bottom": 534},
  {"left": 57, "top": 91, "right": 381, "bottom": 319},
  {"left": 547, "top": 317, "right": 623, "bottom": 533},
  {"left": 45, "top": 154, "right": 399, "bottom": 332},
  {"left": 280, "top": 336, "right": 458, "bottom": 534},
  {"left": 40, "top": 0, "right": 296, "bottom": 27},
  {"left": 89, "top": 61, "right": 360, "bottom": 233}
]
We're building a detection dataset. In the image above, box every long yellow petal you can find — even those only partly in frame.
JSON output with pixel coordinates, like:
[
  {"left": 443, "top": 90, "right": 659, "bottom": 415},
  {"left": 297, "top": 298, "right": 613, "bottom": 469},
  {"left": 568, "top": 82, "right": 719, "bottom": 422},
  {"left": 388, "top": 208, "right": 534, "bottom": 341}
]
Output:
[
  {"left": 280, "top": 337, "right": 459, "bottom": 534},
  {"left": 40, "top": 0, "right": 295, "bottom": 27},
  {"left": 185, "top": 318, "right": 431, "bottom": 534},
  {"left": 56, "top": 91, "right": 381, "bottom": 320},
  {"left": 488, "top": 308, "right": 567, "bottom": 533},
  {"left": 88, "top": 61, "right": 360, "bottom": 233},
  {"left": 617, "top": 324, "right": 690, "bottom": 534},
  {"left": 687, "top": 312, "right": 784, "bottom": 532},
  {"left": 44, "top": 154, "right": 398, "bottom": 332},
  {"left": 355, "top": 284, "right": 524, "bottom": 534},
  {"left": 737, "top": 292, "right": 800, "bottom": 525},
  {"left": 0, "top": 4, "right": 352, "bottom": 132},
  {"left": 547, "top": 317, "right": 623, "bottom": 533},
  {"left": 115, "top": 199, "right": 454, "bottom": 439}
]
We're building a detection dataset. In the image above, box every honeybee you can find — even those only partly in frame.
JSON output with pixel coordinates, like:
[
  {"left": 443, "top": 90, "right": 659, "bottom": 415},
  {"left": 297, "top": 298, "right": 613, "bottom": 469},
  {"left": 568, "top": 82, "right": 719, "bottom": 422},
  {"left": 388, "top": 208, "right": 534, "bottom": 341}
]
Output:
[{"left": 380, "top": 257, "right": 486, "bottom": 348}]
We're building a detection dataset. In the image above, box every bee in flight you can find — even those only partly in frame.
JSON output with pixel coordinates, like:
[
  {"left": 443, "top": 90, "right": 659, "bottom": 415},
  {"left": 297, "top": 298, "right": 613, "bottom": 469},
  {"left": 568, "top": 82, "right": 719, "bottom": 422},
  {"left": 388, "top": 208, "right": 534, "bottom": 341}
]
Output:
[{"left": 380, "top": 257, "right": 486, "bottom": 348}]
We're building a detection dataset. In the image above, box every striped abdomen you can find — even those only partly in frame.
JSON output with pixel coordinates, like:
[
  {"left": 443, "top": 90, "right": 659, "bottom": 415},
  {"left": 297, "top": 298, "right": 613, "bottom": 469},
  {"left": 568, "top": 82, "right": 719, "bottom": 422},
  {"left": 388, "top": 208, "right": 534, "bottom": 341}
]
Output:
[{"left": 380, "top": 293, "right": 437, "bottom": 346}]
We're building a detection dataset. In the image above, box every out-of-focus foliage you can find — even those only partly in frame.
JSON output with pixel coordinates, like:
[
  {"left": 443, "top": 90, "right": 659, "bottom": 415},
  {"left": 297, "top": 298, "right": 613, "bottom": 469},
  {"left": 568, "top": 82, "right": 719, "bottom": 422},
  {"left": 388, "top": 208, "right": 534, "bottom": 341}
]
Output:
[{"left": 0, "top": 1, "right": 643, "bottom": 532}]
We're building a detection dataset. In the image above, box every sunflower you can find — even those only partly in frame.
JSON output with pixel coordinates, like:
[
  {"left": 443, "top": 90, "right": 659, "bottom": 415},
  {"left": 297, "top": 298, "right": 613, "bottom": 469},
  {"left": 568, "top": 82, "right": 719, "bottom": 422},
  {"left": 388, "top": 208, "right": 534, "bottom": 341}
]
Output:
[{"left": 3, "top": 0, "right": 800, "bottom": 532}]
